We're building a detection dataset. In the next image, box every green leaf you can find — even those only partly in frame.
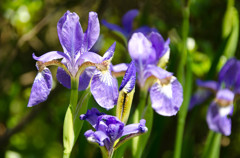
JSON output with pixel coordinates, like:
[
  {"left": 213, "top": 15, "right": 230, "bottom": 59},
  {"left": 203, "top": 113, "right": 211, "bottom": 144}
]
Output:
[
  {"left": 63, "top": 89, "right": 91, "bottom": 157},
  {"left": 132, "top": 102, "right": 153, "bottom": 158},
  {"left": 222, "top": 7, "right": 239, "bottom": 58}
]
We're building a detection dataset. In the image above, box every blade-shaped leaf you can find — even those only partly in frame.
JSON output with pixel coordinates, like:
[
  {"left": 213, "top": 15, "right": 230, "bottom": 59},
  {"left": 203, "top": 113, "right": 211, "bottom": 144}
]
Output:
[{"left": 63, "top": 88, "right": 91, "bottom": 157}]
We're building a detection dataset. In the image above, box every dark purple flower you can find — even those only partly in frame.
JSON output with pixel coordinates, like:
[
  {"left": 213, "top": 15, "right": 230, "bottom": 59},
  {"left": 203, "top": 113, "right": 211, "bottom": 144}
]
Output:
[
  {"left": 128, "top": 32, "right": 183, "bottom": 116},
  {"left": 102, "top": 9, "right": 157, "bottom": 39},
  {"left": 80, "top": 108, "right": 147, "bottom": 151},
  {"left": 28, "top": 11, "right": 120, "bottom": 109},
  {"left": 190, "top": 58, "right": 240, "bottom": 135}
]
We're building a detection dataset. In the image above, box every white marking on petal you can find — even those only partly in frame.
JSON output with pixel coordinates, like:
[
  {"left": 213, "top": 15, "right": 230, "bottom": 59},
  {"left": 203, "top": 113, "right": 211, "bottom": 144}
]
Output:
[
  {"left": 218, "top": 105, "right": 232, "bottom": 117},
  {"left": 161, "top": 83, "right": 173, "bottom": 99},
  {"left": 100, "top": 71, "right": 113, "bottom": 86}
]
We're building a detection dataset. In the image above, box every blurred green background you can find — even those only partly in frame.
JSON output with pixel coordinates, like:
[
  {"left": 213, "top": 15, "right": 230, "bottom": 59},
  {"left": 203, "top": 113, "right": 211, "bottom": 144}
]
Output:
[{"left": 0, "top": 0, "right": 240, "bottom": 157}]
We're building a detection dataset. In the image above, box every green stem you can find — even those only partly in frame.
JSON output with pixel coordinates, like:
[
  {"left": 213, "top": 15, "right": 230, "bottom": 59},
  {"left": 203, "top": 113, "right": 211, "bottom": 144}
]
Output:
[
  {"left": 201, "top": 130, "right": 214, "bottom": 158},
  {"left": 63, "top": 78, "right": 79, "bottom": 157},
  {"left": 174, "top": 1, "right": 192, "bottom": 157},
  {"left": 202, "top": 132, "right": 221, "bottom": 158},
  {"left": 132, "top": 91, "right": 153, "bottom": 158}
]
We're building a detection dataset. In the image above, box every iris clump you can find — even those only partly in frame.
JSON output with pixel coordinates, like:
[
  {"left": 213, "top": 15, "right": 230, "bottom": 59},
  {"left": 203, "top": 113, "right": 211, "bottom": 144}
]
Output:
[{"left": 190, "top": 58, "right": 240, "bottom": 136}]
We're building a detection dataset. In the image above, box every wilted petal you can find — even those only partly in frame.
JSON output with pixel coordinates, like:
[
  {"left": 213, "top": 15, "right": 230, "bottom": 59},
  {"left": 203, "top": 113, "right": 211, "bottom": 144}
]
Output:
[
  {"left": 82, "top": 12, "right": 100, "bottom": 53},
  {"left": 128, "top": 33, "right": 156, "bottom": 65},
  {"left": 57, "top": 11, "right": 83, "bottom": 58},
  {"left": 32, "top": 51, "right": 69, "bottom": 62},
  {"left": 27, "top": 68, "right": 52, "bottom": 107},
  {"left": 91, "top": 70, "right": 119, "bottom": 110},
  {"left": 56, "top": 67, "right": 71, "bottom": 89},
  {"left": 84, "top": 130, "right": 109, "bottom": 146},
  {"left": 207, "top": 102, "right": 233, "bottom": 136},
  {"left": 122, "top": 119, "right": 148, "bottom": 136},
  {"left": 80, "top": 108, "right": 104, "bottom": 128},
  {"left": 150, "top": 77, "right": 183, "bottom": 116},
  {"left": 148, "top": 32, "right": 170, "bottom": 63},
  {"left": 102, "top": 20, "right": 128, "bottom": 37},
  {"left": 119, "top": 61, "right": 136, "bottom": 93},
  {"left": 197, "top": 79, "right": 219, "bottom": 92},
  {"left": 189, "top": 89, "right": 212, "bottom": 110},
  {"left": 122, "top": 9, "right": 139, "bottom": 33}
]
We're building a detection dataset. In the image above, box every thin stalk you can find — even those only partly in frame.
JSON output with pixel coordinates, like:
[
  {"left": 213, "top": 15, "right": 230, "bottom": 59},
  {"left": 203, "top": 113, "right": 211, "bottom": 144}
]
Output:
[
  {"left": 208, "top": 132, "right": 221, "bottom": 158},
  {"left": 201, "top": 130, "right": 214, "bottom": 158},
  {"left": 132, "top": 90, "right": 148, "bottom": 157},
  {"left": 63, "top": 78, "right": 79, "bottom": 157},
  {"left": 174, "top": 0, "right": 192, "bottom": 157}
]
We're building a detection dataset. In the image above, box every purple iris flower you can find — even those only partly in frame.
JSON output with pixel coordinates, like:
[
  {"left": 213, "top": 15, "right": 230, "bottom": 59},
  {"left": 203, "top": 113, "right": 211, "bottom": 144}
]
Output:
[
  {"left": 102, "top": 9, "right": 157, "bottom": 39},
  {"left": 80, "top": 108, "right": 147, "bottom": 151},
  {"left": 27, "top": 11, "right": 120, "bottom": 110},
  {"left": 128, "top": 32, "right": 183, "bottom": 116},
  {"left": 190, "top": 58, "right": 240, "bottom": 136}
]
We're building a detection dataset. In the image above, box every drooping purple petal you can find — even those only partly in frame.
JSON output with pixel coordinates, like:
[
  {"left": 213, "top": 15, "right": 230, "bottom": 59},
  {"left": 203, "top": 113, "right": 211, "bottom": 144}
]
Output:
[
  {"left": 80, "top": 108, "right": 104, "bottom": 128},
  {"left": 90, "top": 70, "right": 119, "bottom": 110},
  {"left": 188, "top": 89, "right": 212, "bottom": 110},
  {"left": 196, "top": 79, "right": 219, "bottom": 92},
  {"left": 27, "top": 68, "right": 52, "bottom": 107},
  {"left": 150, "top": 77, "right": 183, "bottom": 116},
  {"left": 128, "top": 33, "right": 156, "bottom": 65},
  {"left": 122, "top": 119, "right": 148, "bottom": 136},
  {"left": 122, "top": 9, "right": 139, "bottom": 33},
  {"left": 82, "top": 12, "right": 100, "bottom": 53},
  {"left": 148, "top": 32, "right": 170, "bottom": 63},
  {"left": 207, "top": 102, "right": 233, "bottom": 136},
  {"left": 32, "top": 51, "right": 69, "bottom": 62},
  {"left": 102, "top": 42, "right": 116, "bottom": 61},
  {"left": 84, "top": 130, "right": 109, "bottom": 146},
  {"left": 102, "top": 19, "right": 128, "bottom": 37},
  {"left": 56, "top": 67, "right": 71, "bottom": 89},
  {"left": 119, "top": 61, "right": 136, "bottom": 92},
  {"left": 57, "top": 11, "right": 83, "bottom": 59}
]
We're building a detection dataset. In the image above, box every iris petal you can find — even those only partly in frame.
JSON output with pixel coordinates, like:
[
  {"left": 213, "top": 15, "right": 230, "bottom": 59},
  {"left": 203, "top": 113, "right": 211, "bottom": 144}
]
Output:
[
  {"left": 32, "top": 51, "right": 69, "bottom": 62},
  {"left": 128, "top": 33, "right": 156, "bottom": 65},
  {"left": 122, "top": 119, "right": 148, "bottom": 136},
  {"left": 122, "top": 9, "right": 139, "bottom": 33},
  {"left": 27, "top": 68, "right": 52, "bottom": 107},
  {"left": 91, "top": 70, "right": 119, "bottom": 110},
  {"left": 102, "top": 19, "right": 128, "bottom": 37},
  {"left": 57, "top": 11, "right": 83, "bottom": 58},
  {"left": 207, "top": 102, "right": 233, "bottom": 136},
  {"left": 82, "top": 12, "right": 100, "bottom": 53},
  {"left": 150, "top": 77, "right": 183, "bottom": 116}
]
